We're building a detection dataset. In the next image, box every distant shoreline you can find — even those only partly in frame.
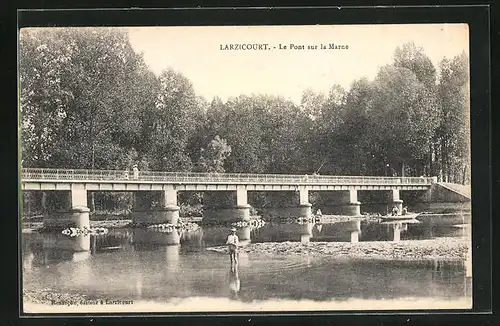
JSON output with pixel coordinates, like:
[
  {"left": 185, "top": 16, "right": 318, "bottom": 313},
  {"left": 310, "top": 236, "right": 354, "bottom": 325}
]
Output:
[{"left": 21, "top": 212, "right": 470, "bottom": 232}]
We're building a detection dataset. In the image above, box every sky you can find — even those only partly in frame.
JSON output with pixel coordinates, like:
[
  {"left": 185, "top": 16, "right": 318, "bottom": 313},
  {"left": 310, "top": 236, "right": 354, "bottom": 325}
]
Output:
[{"left": 127, "top": 24, "right": 469, "bottom": 104}]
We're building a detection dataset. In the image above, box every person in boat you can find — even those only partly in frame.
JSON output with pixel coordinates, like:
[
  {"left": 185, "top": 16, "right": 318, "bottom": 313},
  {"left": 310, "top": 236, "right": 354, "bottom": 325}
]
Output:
[
  {"left": 226, "top": 227, "right": 239, "bottom": 265},
  {"left": 391, "top": 205, "right": 399, "bottom": 216},
  {"left": 316, "top": 209, "right": 322, "bottom": 217},
  {"left": 402, "top": 206, "right": 408, "bottom": 215}
]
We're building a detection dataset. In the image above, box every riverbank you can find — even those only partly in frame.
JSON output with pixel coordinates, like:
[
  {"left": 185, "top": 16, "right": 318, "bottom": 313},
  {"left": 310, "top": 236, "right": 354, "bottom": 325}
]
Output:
[{"left": 206, "top": 237, "right": 469, "bottom": 261}]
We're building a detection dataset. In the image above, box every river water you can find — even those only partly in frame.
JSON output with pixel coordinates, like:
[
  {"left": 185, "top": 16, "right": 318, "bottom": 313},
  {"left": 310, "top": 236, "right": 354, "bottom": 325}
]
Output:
[{"left": 22, "top": 214, "right": 472, "bottom": 312}]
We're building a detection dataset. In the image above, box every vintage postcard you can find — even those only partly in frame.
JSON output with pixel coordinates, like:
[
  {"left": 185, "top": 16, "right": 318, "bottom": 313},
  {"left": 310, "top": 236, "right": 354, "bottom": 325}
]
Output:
[{"left": 20, "top": 23, "right": 472, "bottom": 314}]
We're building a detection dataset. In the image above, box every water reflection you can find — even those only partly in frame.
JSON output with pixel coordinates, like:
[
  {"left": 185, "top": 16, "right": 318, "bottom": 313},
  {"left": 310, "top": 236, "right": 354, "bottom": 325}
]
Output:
[
  {"left": 135, "top": 274, "right": 143, "bottom": 299},
  {"left": 391, "top": 222, "right": 401, "bottom": 242},
  {"left": 93, "top": 229, "right": 133, "bottom": 253},
  {"left": 21, "top": 214, "right": 471, "bottom": 307},
  {"left": 28, "top": 233, "right": 92, "bottom": 267},
  {"left": 237, "top": 251, "right": 250, "bottom": 267},
  {"left": 43, "top": 232, "right": 90, "bottom": 252},
  {"left": 312, "top": 220, "right": 360, "bottom": 243},
  {"left": 193, "top": 214, "right": 470, "bottom": 245},
  {"left": 133, "top": 228, "right": 180, "bottom": 250},
  {"left": 237, "top": 226, "right": 252, "bottom": 247},
  {"left": 255, "top": 222, "right": 314, "bottom": 243},
  {"left": 228, "top": 263, "right": 241, "bottom": 300}
]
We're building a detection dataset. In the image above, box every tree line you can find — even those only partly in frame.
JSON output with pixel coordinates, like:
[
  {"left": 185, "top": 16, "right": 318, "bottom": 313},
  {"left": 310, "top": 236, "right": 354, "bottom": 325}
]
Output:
[{"left": 19, "top": 28, "right": 470, "bottom": 214}]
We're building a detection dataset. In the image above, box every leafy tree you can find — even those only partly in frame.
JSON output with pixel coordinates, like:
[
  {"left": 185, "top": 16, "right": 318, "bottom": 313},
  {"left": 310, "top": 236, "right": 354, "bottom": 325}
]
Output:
[
  {"left": 436, "top": 52, "right": 470, "bottom": 183},
  {"left": 141, "top": 68, "right": 203, "bottom": 171},
  {"left": 394, "top": 42, "right": 437, "bottom": 89},
  {"left": 369, "top": 64, "right": 440, "bottom": 177},
  {"left": 393, "top": 42, "right": 440, "bottom": 177},
  {"left": 335, "top": 79, "right": 374, "bottom": 175},
  {"left": 19, "top": 27, "right": 155, "bottom": 169},
  {"left": 198, "top": 135, "right": 232, "bottom": 173}
]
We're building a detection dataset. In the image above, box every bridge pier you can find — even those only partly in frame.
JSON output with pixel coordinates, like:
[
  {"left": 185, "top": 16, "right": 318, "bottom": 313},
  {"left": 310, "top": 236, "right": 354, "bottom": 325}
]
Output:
[
  {"left": 342, "top": 189, "right": 361, "bottom": 216},
  {"left": 298, "top": 187, "right": 313, "bottom": 217},
  {"left": 132, "top": 187, "right": 180, "bottom": 225},
  {"left": 314, "top": 190, "right": 361, "bottom": 216},
  {"left": 327, "top": 189, "right": 361, "bottom": 216},
  {"left": 42, "top": 186, "right": 90, "bottom": 231},
  {"left": 202, "top": 187, "right": 251, "bottom": 223},
  {"left": 235, "top": 185, "right": 251, "bottom": 221},
  {"left": 388, "top": 189, "right": 403, "bottom": 213},
  {"left": 259, "top": 189, "right": 312, "bottom": 219}
]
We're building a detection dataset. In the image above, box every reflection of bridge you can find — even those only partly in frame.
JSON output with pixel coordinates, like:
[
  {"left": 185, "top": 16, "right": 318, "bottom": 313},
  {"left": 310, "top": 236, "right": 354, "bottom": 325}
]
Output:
[{"left": 21, "top": 168, "right": 438, "bottom": 230}]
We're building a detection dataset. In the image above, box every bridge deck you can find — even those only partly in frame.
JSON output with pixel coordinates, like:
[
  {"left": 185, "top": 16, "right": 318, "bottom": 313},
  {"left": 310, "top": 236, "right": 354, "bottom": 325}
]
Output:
[{"left": 21, "top": 168, "right": 434, "bottom": 186}]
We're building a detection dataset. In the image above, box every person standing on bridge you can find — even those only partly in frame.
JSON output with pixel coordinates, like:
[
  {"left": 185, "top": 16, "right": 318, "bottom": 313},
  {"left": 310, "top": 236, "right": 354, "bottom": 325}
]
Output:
[
  {"left": 132, "top": 164, "right": 139, "bottom": 180},
  {"left": 226, "top": 227, "right": 239, "bottom": 266}
]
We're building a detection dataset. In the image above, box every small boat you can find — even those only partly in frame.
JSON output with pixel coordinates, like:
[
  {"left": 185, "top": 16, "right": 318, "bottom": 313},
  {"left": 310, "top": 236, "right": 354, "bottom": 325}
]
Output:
[
  {"left": 452, "top": 224, "right": 469, "bottom": 229},
  {"left": 101, "top": 246, "right": 122, "bottom": 251},
  {"left": 380, "top": 218, "right": 421, "bottom": 225},
  {"left": 380, "top": 213, "right": 421, "bottom": 221}
]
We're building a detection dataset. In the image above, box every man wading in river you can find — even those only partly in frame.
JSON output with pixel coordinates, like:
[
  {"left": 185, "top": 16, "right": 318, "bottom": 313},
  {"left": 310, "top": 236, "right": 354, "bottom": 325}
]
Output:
[{"left": 226, "top": 227, "right": 239, "bottom": 265}]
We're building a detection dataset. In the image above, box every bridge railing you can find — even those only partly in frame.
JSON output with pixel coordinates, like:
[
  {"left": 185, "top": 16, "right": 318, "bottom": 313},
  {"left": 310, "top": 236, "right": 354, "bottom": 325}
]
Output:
[{"left": 21, "top": 168, "right": 434, "bottom": 185}]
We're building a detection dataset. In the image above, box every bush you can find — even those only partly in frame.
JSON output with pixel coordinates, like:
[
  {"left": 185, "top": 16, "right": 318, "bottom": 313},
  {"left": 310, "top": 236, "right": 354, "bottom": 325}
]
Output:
[{"left": 179, "top": 203, "right": 203, "bottom": 217}]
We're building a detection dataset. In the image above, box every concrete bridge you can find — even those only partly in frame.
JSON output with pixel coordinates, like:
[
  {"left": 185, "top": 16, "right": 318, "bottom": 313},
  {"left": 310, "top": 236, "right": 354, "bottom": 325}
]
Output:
[{"left": 21, "top": 168, "right": 437, "bottom": 229}]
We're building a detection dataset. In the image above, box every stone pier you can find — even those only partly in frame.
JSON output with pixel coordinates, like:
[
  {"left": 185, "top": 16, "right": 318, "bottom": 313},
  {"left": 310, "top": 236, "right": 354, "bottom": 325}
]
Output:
[
  {"left": 341, "top": 189, "right": 361, "bottom": 216},
  {"left": 388, "top": 189, "right": 403, "bottom": 213},
  {"left": 298, "top": 186, "right": 313, "bottom": 217},
  {"left": 318, "top": 189, "right": 361, "bottom": 216},
  {"left": 202, "top": 188, "right": 251, "bottom": 223},
  {"left": 42, "top": 186, "right": 90, "bottom": 231},
  {"left": 131, "top": 187, "right": 180, "bottom": 225},
  {"left": 259, "top": 189, "right": 312, "bottom": 219}
]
